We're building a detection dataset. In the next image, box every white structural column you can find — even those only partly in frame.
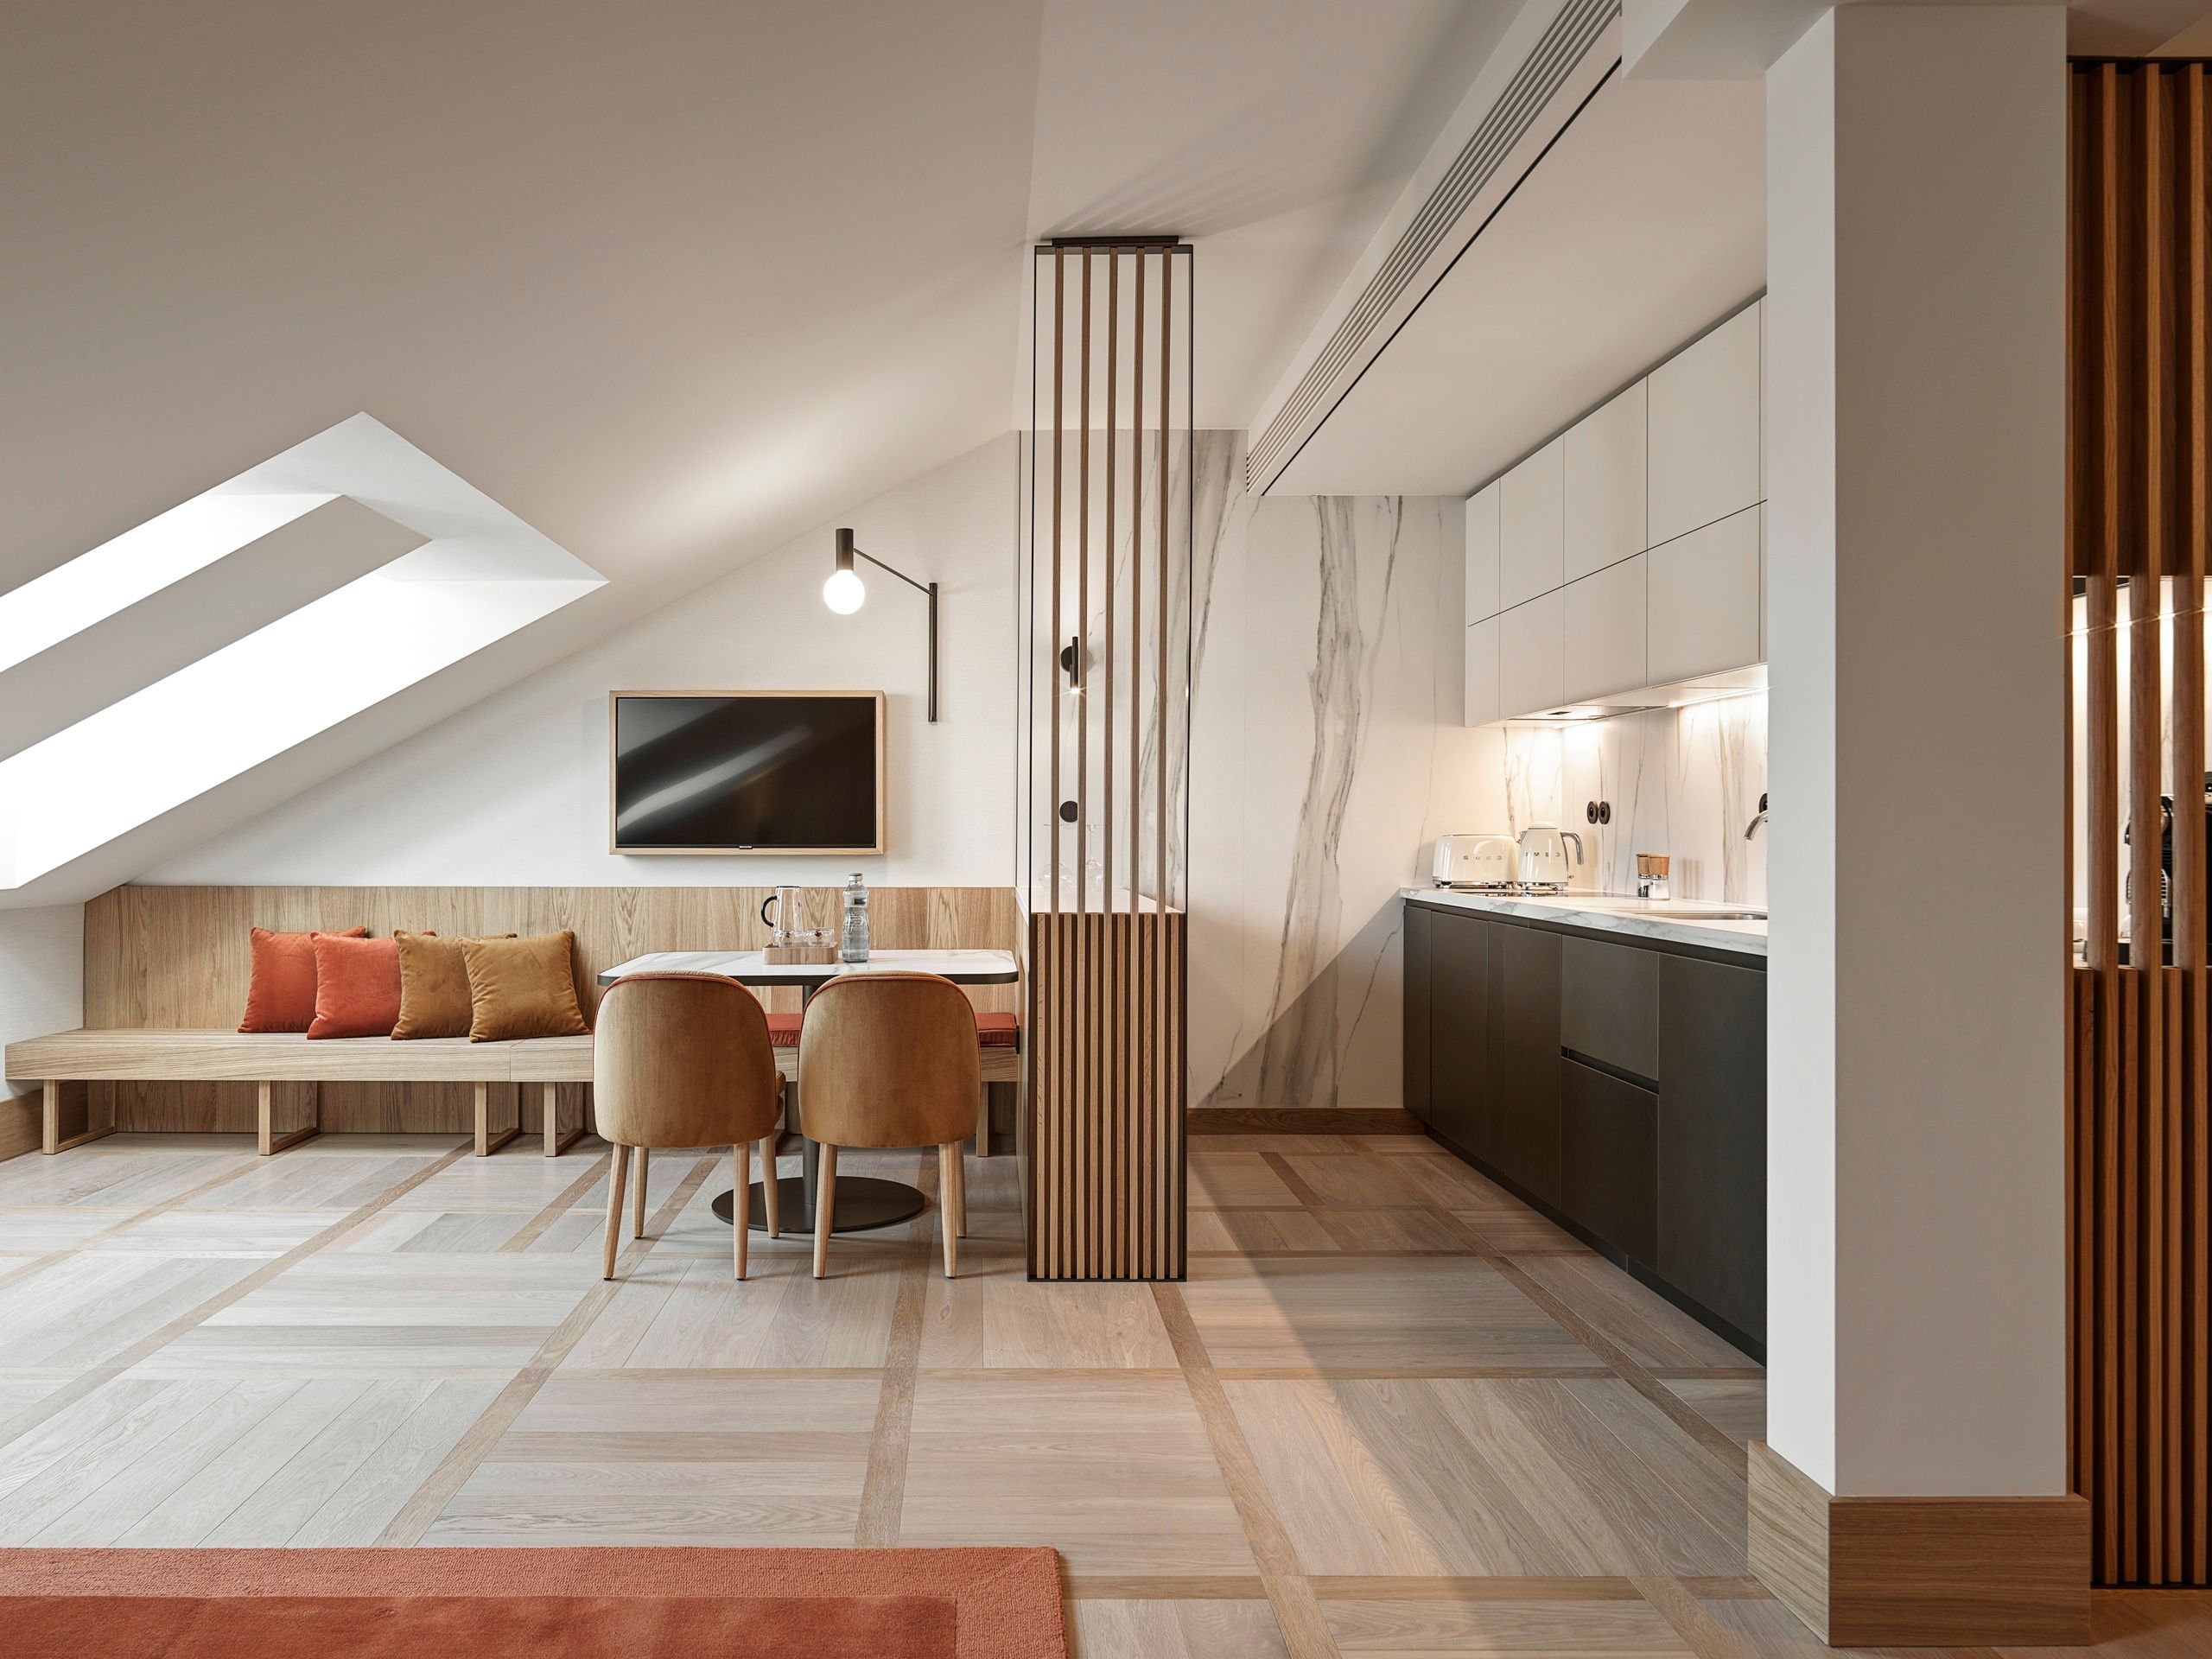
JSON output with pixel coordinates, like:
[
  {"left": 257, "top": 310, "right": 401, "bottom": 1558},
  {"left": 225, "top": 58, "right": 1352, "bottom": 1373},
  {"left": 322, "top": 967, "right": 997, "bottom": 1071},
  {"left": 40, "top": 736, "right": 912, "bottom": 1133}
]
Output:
[{"left": 1760, "top": 4, "right": 2083, "bottom": 1644}]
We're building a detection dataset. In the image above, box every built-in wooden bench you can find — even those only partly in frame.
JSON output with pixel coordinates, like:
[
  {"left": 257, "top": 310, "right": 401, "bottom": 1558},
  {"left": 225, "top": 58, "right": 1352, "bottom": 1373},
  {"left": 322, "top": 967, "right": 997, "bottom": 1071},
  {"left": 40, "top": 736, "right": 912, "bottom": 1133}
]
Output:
[{"left": 6, "top": 1022, "right": 1020, "bottom": 1159}]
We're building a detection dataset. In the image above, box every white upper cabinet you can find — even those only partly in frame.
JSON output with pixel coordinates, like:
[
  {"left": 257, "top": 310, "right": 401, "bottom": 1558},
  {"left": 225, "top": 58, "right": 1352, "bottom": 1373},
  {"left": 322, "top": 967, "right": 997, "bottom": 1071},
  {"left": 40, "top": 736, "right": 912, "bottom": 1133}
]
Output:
[
  {"left": 1465, "top": 617, "right": 1501, "bottom": 728},
  {"left": 1646, "top": 301, "right": 1762, "bottom": 548},
  {"left": 1647, "top": 504, "right": 1762, "bottom": 686},
  {"left": 1562, "top": 381, "right": 1645, "bottom": 582},
  {"left": 1498, "top": 589, "right": 1564, "bottom": 719},
  {"left": 1465, "top": 480, "right": 1501, "bottom": 624},
  {"left": 1497, "top": 438, "right": 1564, "bottom": 611},
  {"left": 1561, "top": 554, "right": 1646, "bottom": 703}
]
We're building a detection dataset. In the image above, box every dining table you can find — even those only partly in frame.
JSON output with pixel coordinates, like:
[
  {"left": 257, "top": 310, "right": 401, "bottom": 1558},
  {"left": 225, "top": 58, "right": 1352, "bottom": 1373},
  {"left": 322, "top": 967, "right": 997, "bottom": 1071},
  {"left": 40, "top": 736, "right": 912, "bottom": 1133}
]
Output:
[{"left": 595, "top": 947, "right": 1020, "bottom": 1234}]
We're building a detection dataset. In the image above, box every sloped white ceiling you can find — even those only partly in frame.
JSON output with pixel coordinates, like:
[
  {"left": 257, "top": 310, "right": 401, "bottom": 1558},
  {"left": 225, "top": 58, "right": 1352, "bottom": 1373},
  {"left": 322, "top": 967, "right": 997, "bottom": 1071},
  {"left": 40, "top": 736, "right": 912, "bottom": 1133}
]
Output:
[{"left": 0, "top": 0, "right": 1531, "bottom": 903}]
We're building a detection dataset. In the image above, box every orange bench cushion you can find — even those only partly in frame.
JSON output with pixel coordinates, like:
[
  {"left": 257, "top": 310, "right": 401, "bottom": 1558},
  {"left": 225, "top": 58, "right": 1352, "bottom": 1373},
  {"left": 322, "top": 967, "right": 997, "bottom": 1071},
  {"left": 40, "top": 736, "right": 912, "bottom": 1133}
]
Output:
[{"left": 766, "top": 1010, "right": 1019, "bottom": 1049}]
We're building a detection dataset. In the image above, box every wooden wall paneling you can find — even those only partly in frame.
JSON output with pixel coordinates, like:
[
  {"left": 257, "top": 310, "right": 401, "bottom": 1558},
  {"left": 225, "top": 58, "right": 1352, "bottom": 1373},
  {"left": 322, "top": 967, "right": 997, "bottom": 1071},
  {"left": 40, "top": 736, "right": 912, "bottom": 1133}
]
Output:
[{"left": 75, "top": 885, "right": 1018, "bottom": 1137}]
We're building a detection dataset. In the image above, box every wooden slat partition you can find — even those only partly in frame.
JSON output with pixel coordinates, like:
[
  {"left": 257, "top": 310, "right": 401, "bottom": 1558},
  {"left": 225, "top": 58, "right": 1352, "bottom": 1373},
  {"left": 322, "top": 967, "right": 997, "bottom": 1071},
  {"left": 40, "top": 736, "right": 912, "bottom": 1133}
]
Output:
[
  {"left": 78, "top": 884, "right": 1019, "bottom": 1137},
  {"left": 1020, "top": 239, "right": 1192, "bottom": 1280},
  {"left": 2066, "top": 58, "right": 2212, "bottom": 1587}
]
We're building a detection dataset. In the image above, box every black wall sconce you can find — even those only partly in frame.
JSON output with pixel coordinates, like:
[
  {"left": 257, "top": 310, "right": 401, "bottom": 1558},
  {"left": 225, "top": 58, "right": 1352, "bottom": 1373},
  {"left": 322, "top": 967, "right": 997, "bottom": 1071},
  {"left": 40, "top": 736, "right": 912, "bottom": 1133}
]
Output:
[{"left": 822, "top": 526, "right": 939, "bottom": 721}]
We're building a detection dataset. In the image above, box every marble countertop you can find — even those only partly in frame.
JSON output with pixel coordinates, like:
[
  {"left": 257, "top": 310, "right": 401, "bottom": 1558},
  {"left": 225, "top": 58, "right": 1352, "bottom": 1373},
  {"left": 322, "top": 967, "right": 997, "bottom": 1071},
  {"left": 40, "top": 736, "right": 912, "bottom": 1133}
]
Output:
[{"left": 1401, "top": 887, "right": 1768, "bottom": 957}]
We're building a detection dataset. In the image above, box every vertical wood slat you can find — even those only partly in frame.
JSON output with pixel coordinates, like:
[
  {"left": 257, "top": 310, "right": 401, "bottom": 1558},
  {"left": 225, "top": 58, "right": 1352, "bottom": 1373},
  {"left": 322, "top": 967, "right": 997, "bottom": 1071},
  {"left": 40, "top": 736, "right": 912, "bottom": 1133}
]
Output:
[
  {"left": 2068, "top": 59, "right": 2212, "bottom": 1587},
  {"left": 1024, "top": 243, "right": 1190, "bottom": 1281}
]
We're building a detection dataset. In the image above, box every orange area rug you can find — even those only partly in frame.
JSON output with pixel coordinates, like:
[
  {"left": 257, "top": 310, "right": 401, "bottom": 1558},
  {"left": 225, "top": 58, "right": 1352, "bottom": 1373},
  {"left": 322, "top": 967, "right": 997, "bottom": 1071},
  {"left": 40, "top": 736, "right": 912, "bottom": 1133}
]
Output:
[{"left": 0, "top": 1547, "right": 1065, "bottom": 1659}]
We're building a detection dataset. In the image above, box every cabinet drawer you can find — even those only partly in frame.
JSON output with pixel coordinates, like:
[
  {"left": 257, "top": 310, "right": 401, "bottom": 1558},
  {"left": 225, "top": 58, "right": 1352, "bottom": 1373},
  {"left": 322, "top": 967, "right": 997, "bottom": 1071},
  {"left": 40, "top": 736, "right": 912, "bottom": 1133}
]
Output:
[
  {"left": 1465, "top": 480, "right": 1502, "bottom": 623},
  {"left": 1648, "top": 301, "right": 1762, "bottom": 546},
  {"left": 1563, "top": 380, "right": 1646, "bottom": 582},
  {"left": 1498, "top": 438, "right": 1564, "bottom": 610},
  {"left": 1465, "top": 617, "right": 1501, "bottom": 727},
  {"left": 1560, "top": 935, "right": 1659, "bottom": 1081},
  {"left": 1560, "top": 1059, "right": 1658, "bottom": 1267},
  {"left": 1647, "top": 505, "right": 1762, "bottom": 685},
  {"left": 1560, "top": 554, "right": 1645, "bottom": 704},
  {"left": 1498, "top": 591, "right": 1564, "bottom": 718}
]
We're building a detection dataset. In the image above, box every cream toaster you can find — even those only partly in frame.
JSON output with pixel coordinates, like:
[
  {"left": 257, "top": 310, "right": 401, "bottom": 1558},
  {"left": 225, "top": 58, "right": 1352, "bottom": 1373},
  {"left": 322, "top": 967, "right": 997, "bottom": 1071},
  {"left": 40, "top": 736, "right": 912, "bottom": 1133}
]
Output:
[{"left": 1433, "top": 833, "right": 1518, "bottom": 887}]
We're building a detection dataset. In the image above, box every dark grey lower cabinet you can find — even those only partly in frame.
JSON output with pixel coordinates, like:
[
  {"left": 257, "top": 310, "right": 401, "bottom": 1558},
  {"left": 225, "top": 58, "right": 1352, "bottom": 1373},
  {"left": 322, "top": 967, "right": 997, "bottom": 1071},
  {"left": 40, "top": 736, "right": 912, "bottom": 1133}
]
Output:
[
  {"left": 1560, "top": 1059, "right": 1658, "bottom": 1267},
  {"left": 1485, "top": 922, "right": 1561, "bottom": 1205},
  {"left": 1427, "top": 910, "right": 1491, "bottom": 1160},
  {"left": 1656, "top": 955, "right": 1767, "bottom": 1344},
  {"left": 1403, "top": 903, "right": 1433, "bottom": 1124}
]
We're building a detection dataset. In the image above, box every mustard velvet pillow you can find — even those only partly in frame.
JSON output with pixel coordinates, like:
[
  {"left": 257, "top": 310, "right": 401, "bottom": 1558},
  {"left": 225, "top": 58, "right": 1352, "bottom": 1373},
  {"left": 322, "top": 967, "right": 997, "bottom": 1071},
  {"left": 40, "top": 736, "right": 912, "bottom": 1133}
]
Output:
[
  {"left": 391, "top": 930, "right": 514, "bottom": 1039},
  {"left": 461, "top": 931, "right": 589, "bottom": 1042}
]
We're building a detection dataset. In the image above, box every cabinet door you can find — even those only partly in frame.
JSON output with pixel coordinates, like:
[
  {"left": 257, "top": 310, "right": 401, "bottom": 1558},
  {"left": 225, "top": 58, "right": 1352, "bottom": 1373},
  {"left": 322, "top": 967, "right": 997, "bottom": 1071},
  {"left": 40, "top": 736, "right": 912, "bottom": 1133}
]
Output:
[
  {"left": 1465, "top": 480, "right": 1502, "bottom": 624},
  {"left": 1485, "top": 921, "right": 1561, "bottom": 1204},
  {"left": 1648, "top": 301, "right": 1762, "bottom": 546},
  {"left": 1427, "top": 911, "right": 1491, "bottom": 1160},
  {"left": 1465, "top": 617, "right": 1501, "bottom": 728},
  {"left": 1656, "top": 954, "right": 1766, "bottom": 1344},
  {"left": 1564, "top": 381, "right": 1646, "bottom": 582},
  {"left": 1646, "top": 505, "right": 1762, "bottom": 685},
  {"left": 1560, "top": 1058, "right": 1658, "bottom": 1266},
  {"left": 1498, "top": 438, "right": 1564, "bottom": 610},
  {"left": 1403, "top": 904, "right": 1433, "bottom": 1124},
  {"left": 1498, "top": 590, "right": 1564, "bottom": 718},
  {"left": 1560, "top": 554, "right": 1645, "bottom": 704}
]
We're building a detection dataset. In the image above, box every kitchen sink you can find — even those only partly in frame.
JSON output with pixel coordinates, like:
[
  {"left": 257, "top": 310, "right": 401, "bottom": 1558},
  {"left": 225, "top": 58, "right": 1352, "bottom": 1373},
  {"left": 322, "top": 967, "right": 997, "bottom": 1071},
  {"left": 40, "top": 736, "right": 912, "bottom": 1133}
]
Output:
[{"left": 1610, "top": 906, "right": 1766, "bottom": 921}]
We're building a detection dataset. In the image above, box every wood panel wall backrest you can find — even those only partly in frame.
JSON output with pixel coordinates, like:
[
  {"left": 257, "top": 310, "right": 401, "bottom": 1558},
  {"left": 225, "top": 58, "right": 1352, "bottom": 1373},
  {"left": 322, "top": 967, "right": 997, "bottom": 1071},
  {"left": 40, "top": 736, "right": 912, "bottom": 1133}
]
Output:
[
  {"left": 84, "top": 885, "right": 1020, "bottom": 1135},
  {"left": 2065, "top": 60, "right": 2210, "bottom": 1589}
]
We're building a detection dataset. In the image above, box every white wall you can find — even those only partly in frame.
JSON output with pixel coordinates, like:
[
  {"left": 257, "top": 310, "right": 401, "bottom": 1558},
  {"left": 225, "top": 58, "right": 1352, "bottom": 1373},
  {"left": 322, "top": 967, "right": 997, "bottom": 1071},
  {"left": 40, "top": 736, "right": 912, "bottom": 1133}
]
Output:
[
  {"left": 0, "top": 905, "right": 83, "bottom": 1098},
  {"left": 151, "top": 439, "right": 1019, "bottom": 890},
  {"left": 1766, "top": 6, "right": 2067, "bottom": 1499}
]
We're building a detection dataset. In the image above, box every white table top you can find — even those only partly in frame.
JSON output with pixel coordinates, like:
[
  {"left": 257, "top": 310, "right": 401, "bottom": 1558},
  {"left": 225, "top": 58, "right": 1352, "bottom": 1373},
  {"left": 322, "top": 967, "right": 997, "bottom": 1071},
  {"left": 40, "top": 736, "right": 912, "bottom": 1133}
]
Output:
[{"left": 597, "top": 948, "right": 1019, "bottom": 987}]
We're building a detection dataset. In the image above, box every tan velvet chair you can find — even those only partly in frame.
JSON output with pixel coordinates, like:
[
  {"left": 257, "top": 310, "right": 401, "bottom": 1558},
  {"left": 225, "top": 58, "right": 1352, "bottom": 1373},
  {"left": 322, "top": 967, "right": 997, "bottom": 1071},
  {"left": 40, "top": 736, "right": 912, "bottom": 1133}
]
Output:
[
  {"left": 796, "top": 972, "right": 979, "bottom": 1279},
  {"left": 593, "top": 972, "right": 783, "bottom": 1281}
]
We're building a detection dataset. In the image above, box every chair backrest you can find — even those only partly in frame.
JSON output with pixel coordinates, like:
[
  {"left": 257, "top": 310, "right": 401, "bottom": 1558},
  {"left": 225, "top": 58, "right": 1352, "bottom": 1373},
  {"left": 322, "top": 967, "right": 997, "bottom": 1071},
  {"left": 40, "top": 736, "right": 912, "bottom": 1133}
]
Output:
[
  {"left": 592, "top": 973, "right": 780, "bottom": 1149},
  {"left": 796, "top": 972, "right": 982, "bottom": 1149}
]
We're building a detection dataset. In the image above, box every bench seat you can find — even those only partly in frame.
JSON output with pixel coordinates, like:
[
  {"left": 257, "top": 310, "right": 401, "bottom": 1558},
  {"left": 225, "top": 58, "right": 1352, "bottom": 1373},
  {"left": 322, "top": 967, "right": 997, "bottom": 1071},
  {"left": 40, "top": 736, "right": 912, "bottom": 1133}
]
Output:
[{"left": 8, "top": 1022, "right": 1020, "bottom": 1160}]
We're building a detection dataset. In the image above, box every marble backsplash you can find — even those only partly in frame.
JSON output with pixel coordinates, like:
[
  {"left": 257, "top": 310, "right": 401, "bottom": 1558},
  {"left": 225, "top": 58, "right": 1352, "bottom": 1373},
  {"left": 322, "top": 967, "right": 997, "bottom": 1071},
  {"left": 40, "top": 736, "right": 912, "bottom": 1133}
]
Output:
[{"left": 1478, "top": 692, "right": 1770, "bottom": 905}]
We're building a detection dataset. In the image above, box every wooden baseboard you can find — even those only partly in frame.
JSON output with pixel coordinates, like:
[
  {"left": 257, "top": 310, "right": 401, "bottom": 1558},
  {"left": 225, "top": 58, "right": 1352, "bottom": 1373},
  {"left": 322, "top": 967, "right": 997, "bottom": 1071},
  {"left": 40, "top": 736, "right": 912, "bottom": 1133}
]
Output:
[
  {"left": 1187, "top": 1105, "right": 1423, "bottom": 1136},
  {"left": 0, "top": 1092, "right": 39, "bottom": 1163},
  {"left": 1748, "top": 1441, "right": 2089, "bottom": 1647}
]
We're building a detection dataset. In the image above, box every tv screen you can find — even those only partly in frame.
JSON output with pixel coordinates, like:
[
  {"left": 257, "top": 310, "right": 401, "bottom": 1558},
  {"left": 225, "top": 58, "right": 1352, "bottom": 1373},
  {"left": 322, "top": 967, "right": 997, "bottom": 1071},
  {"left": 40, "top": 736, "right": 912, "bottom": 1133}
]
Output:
[{"left": 610, "top": 692, "right": 884, "bottom": 853}]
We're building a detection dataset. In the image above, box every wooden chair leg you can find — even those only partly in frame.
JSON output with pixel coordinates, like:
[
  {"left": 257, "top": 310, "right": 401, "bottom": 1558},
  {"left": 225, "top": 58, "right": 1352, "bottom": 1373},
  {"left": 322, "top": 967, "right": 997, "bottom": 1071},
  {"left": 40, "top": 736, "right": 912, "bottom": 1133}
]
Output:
[
  {"left": 733, "top": 1141, "right": 749, "bottom": 1281},
  {"left": 938, "top": 1142, "right": 960, "bottom": 1278},
  {"left": 760, "top": 1136, "right": 782, "bottom": 1236},
  {"left": 632, "top": 1146, "right": 650, "bottom": 1238},
  {"left": 950, "top": 1138, "right": 968, "bottom": 1238},
  {"left": 813, "top": 1143, "right": 837, "bottom": 1279},
  {"left": 601, "top": 1143, "right": 630, "bottom": 1281}
]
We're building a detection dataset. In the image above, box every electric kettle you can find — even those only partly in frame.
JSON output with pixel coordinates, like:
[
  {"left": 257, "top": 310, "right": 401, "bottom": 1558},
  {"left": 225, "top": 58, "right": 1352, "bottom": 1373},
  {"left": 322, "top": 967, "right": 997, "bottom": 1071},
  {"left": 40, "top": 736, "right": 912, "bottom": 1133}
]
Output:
[{"left": 1516, "top": 823, "right": 1584, "bottom": 889}]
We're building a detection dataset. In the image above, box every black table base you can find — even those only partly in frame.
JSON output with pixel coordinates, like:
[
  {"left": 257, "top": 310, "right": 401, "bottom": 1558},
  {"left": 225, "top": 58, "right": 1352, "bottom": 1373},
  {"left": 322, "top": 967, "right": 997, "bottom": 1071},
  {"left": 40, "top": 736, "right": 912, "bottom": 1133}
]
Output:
[{"left": 709, "top": 1175, "right": 926, "bottom": 1234}]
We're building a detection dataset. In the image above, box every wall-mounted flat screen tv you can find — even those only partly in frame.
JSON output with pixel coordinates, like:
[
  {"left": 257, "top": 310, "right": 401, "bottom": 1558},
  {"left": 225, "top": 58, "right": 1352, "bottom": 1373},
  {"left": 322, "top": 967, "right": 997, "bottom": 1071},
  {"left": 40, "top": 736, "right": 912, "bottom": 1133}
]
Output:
[{"left": 609, "top": 690, "right": 885, "bottom": 854}]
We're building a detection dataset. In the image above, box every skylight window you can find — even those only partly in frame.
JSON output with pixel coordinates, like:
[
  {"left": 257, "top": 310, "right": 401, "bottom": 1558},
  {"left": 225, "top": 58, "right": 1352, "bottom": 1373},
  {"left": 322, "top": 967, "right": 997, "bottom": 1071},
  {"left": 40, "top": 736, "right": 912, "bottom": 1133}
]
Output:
[{"left": 0, "top": 415, "right": 604, "bottom": 890}]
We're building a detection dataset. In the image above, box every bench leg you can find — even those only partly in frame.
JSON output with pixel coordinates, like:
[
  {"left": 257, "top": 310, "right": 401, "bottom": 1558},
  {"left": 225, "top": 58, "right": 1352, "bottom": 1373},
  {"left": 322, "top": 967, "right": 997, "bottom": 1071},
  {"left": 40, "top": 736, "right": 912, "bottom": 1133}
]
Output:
[
  {"left": 474, "top": 1081, "right": 520, "bottom": 1156},
  {"left": 42, "top": 1080, "right": 111, "bottom": 1155},
  {"left": 257, "top": 1081, "right": 321, "bottom": 1155},
  {"left": 543, "top": 1083, "right": 587, "bottom": 1157}
]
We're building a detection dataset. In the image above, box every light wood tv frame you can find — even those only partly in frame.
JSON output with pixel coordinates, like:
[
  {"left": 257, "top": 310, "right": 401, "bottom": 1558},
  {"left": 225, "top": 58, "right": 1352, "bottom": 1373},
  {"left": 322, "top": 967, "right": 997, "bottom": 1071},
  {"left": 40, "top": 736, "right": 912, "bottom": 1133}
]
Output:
[{"left": 607, "top": 689, "right": 887, "bottom": 856}]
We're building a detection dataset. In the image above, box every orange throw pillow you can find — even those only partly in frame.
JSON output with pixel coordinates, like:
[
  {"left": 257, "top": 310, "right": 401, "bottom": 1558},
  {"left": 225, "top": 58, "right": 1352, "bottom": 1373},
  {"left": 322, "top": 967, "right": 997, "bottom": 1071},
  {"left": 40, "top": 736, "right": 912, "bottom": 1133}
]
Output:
[
  {"left": 391, "top": 930, "right": 514, "bottom": 1040},
  {"left": 307, "top": 931, "right": 434, "bottom": 1039},
  {"left": 461, "top": 931, "right": 590, "bottom": 1042},
  {"left": 238, "top": 926, "right": 367, "bottom": 1033}
]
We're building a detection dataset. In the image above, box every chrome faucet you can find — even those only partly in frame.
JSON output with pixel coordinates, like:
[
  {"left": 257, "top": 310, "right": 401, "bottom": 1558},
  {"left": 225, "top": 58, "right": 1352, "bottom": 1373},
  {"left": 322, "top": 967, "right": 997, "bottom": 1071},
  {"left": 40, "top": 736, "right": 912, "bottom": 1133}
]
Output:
[{"left": 1744, "top": 791, "right": 1768, "bottom": 841}]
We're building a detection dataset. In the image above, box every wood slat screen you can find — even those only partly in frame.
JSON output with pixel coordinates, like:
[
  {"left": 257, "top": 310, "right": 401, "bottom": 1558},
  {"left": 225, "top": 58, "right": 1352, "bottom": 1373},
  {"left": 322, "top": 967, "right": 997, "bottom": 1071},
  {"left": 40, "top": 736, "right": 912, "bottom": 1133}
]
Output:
[
  {"left": 1020, "top": 241, "right": 1192, "bottom": 1281},
  {"left": 2067, "top": 58, "right": 2212, "bottom": 1587}
]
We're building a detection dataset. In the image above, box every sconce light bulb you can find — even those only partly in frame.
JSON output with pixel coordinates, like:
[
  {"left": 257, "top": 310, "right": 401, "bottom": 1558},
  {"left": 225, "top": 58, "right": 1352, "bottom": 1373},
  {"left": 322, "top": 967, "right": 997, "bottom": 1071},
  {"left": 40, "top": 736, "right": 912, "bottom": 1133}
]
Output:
[{"left": 822, "top": 568, "right": 867, "bottom": 614}]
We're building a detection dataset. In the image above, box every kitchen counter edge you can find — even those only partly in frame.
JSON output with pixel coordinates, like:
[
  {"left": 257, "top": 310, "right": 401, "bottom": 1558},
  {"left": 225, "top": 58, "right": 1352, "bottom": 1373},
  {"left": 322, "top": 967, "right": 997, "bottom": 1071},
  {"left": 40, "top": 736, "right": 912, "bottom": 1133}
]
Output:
[{"left": 1401, "top": 887, "right": 1768, "bottom": 963}]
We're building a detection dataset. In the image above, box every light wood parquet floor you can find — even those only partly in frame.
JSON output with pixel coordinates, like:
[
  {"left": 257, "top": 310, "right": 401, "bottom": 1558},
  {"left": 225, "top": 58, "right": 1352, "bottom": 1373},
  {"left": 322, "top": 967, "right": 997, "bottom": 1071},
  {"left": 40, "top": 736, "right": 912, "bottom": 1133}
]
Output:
[{"left": 1, "top": 1129, "right": 2205, "bottom": 1657}]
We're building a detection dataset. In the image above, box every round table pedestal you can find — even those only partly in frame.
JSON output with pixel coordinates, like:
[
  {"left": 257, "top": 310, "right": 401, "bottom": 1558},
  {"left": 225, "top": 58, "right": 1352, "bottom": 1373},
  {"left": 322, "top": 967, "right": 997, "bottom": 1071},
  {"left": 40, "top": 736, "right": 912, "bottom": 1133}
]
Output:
[{"left": 709, "top": 1176, "right": 925, "bottom": 1234}]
